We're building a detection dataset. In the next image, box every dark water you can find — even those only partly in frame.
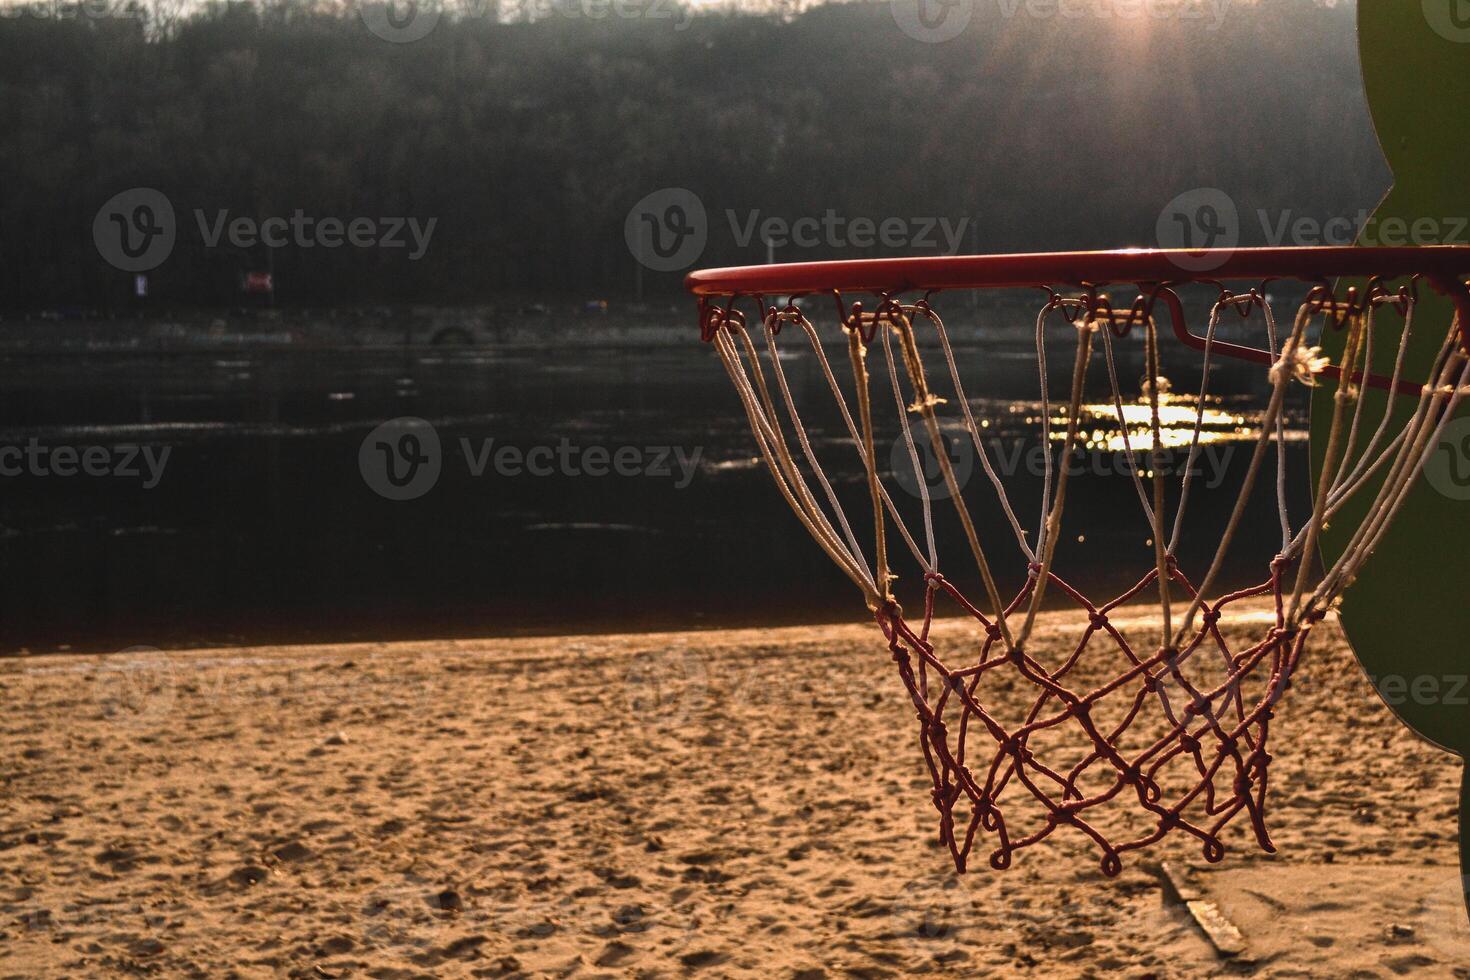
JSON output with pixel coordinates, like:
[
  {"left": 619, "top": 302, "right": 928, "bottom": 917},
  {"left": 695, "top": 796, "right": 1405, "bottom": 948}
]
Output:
[{"left": 0, "top": 328, "right": 1312, "bottom": 653}]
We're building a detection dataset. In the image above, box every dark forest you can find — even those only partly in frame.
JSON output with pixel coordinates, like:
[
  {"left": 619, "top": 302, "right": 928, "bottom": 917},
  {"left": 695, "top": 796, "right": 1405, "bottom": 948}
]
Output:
[{"left": 0, "top": 0, "right": 1386, "bottom": 312}]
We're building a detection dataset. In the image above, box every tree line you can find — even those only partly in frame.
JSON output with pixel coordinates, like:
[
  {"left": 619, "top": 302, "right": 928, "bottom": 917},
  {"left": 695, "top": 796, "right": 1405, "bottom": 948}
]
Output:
[{"left": 0, "top": 0, "right": 1386, "bottom": 313}]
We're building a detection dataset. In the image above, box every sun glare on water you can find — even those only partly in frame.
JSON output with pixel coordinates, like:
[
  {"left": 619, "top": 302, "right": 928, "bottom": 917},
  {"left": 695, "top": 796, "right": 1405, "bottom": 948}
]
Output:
[{"left": 1045, "top": 388, "right": 1301, "bottom": 452}]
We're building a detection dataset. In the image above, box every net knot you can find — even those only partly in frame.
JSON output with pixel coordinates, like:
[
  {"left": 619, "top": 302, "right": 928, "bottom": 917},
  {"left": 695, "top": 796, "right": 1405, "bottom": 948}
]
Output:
[
  {"left": 1178, "top": 733, "right": 1201, "bottom": 754},
  {"left": 1201, "top": 607, "right": 1222, "bottom": 627},
  {"left": 985, "top": 623, "right": 1004, "bottom": 643},
  {"left": 1000, "top": 736, "right": 1032, "bottom": 765},
  {"left": 1087, "top": 610, "right": 1109, "bottom": 630},
  {"left": 1269, "top": 343, "right": 1330, "bottom": 387},
  {"left": 1181, "top": 696, "right": 1211, "bottom": 720}
]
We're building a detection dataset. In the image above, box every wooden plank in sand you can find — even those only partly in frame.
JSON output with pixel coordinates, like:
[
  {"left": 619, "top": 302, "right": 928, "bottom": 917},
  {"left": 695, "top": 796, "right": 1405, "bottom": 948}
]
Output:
[{"left": 1159, "top": 861, "right": 1251, "bottom": 960}]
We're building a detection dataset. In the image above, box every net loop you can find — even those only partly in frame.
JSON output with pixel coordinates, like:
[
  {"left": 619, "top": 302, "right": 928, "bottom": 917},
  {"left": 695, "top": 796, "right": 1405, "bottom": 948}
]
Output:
[
  {"left": 1216, "top": 287, "right": 1265, "bottom": 318},
  {"left": 698, "top": 297, "right": 747, "bottom": 341},
  {"left": 763, "top": 302, "right": 798, "bottom": 338}
]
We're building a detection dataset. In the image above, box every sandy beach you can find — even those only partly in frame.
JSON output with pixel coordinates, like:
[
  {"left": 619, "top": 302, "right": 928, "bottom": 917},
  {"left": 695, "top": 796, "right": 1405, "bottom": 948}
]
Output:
[{"left": 2, "top": 602, "right": 1467, "bottom": 978}]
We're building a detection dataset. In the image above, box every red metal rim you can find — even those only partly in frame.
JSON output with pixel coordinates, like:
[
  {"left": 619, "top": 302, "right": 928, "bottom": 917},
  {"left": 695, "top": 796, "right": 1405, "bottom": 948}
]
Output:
[{"left": 684, "top": 246, "right": 1470, "bottom": 297}]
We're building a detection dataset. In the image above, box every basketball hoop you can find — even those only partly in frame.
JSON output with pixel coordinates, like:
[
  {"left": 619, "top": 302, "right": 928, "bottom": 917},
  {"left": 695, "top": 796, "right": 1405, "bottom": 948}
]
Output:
[{"left": 688, "top": 246, "right": 1470, "bottom": 876}]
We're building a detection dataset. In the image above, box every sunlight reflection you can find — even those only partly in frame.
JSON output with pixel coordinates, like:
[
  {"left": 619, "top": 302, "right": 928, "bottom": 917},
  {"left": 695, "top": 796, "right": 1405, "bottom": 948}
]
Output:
[{"left": 1043, "top": 387, "right": 1306, "bottom": 451}]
